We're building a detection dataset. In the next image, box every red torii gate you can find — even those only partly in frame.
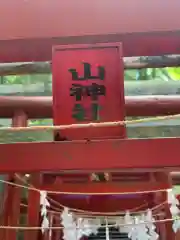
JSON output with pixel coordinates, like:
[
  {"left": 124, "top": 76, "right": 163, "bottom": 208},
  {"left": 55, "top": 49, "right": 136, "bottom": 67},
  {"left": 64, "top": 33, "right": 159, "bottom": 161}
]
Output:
[
  {"left": 0, "top": 43, "right": 177, "bottom": 240},
  {"left": 0, "top": 1, "right": 180, "bottom": 240}
]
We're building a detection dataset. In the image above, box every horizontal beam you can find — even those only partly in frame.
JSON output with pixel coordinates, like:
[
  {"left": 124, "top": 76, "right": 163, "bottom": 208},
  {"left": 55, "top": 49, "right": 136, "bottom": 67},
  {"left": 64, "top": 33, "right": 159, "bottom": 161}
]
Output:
[
  {"left": 0, "top": 55, "right": 180, "bottom": 75},
  {"left": 0, "top": 95, "right": 180, "bottom": 118},
  {"left": 1, "top": 1, "right": 180, "bottom": 61},
  {"left": 1, "top": 0, "right": 180, "bottom": 41},
  {"left": 2, "top": 33, "right": 180, "bottom": 63},
  {"left": 0, "top": 62, "right": 50, "bottom": 76},
  {"left": 42, "top": 172, "right": 180, "bottom": 185},
  {"left": 39, "top": 182, "right": 170, "bottom": 194},
  {"left": 21, "top": 195, "right": 149, "bottom": 212},
  {"left": 51, "top": 196, "right": 149, "bottom": 213},
  {"left": 0, "top": 138, "right": 180, "bottom": 172}
]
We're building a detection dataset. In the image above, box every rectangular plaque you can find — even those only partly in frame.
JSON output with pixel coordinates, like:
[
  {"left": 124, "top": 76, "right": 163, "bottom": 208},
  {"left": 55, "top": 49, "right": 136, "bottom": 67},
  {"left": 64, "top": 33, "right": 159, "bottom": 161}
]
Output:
[{"left": 52, "top": 43, "right": 126, "bottom": 140}]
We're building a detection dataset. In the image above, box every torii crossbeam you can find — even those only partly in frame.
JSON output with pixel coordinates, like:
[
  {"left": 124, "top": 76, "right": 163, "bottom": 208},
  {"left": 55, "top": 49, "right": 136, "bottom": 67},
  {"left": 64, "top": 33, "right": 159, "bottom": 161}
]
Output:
[
  {"left": 0, "top": 137, "right": 178, "bottom": 172},
  {"left": 0, "top": 0, "right": 180, "bottom": 62},
  {"left": 0, "top": 43, "right": 179, "bottom": 173}
]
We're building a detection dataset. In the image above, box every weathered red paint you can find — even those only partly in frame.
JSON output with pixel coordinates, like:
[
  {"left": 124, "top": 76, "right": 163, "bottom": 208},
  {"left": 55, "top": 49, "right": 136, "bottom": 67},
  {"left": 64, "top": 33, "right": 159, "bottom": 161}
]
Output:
[
  {"left": 39, "top": 182, "right": 170, "bottom": 195},
  {"left": 2, "top": 113, "right": 27, "bottom": 240},
  {"left": 0, "top": 1, "right": 178, "bottom": 239},
  {"left": 0, "top": 96, "right": 180, "bottom": 118},
  {"left": 48, "top": 195, "right": 151, "bottom": 212},
  {"left": 52, "top": 43, "right": 126, "bottom": 139},
  {"left": 25, "top": 174, "right": 41, "bottom": 240},
  {"left": 0, "top": 1, "right": 180, "bottom": 62},
  {"left": 1, "top": 0, "right": 180, "bottom": 40},
  {"left": 42, "top": 172, "right": 180, "bottom": 188},
  {"left": 21, "top": 193, "right": 163, "bottom": 213},
  {"left": 0, "top": 138, "right": 179, "bottom": 172},
  {"left": 1, "top": 34, "right": 180, "bottom": 63}
]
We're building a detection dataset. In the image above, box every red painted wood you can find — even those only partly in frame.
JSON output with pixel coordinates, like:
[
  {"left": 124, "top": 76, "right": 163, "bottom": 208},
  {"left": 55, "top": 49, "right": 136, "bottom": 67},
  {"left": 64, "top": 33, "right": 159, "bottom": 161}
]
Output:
[
  {"left": 0, "top": 1, "right": 180, "bottom": 61},
  {"left": 125, "top": 96, "right": 180, "bottom": 117},
  {"left": 52, "top": 43, "right": 125, "bottom": 139},
  {"left": 162, "top": 173, "right": 175, "bottom": 239},
  {"left": 1, "top": 95, "right": 180, "bottom": 118},
  {"left": 12, "top": 110, "right": 28, "bottom": 127},
  {"left": 48, "top": 212, "right": 53, "bottom": 240},
  {"left": 6, "top": 179, "right": 21, "bottom": 240},
  {"left": 1, "top": 175, "right": 14, "bottom": 240},
  {"left": 53, "top": 214, "right": 61, "bottom": 240},
  {"left": 175, "top": 232, "right": 180, "bottom": 240},
  {"left": 25, "top": 174, "right": 41, "bottom": 240},
  {"left": 39, "top": 182, "right": 169, "bottom": 194},
  {"left": 0, "top": 138, "right": 179, "bottom": 172},
  {"left": 4, "top": 112, "right": 27, "bottom": 240},
  {"left": 1, "top": 33, "right": 180, "bottom": 63},
  {"left": 151, "top": 173, "right": 172, "bottom": 239},
  {"left": 49, "top": 195, "right": 149, "bottom": 212},
  {"left": 0, "top": 0, "right": 180, "bottom": 41}
]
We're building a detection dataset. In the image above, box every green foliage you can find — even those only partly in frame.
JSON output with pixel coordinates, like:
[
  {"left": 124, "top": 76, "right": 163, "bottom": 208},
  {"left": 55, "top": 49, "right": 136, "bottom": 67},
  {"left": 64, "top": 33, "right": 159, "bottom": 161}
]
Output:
[
  {"left": 1, "top": 67, "right": 179, "bottom": 88},
  {"left": 166, "top": 67, "right": 180, "bottom": 80},
  {"left": 29, "top": 119, "right": 52, "bottom": 126},
  {"left": 2, "top": 74, "right": 51, "bottom": 85},
  {"left": 125, "top": 68, "right": 176, "bottom": 81},
  {"left": 2, "top": 75, "right": 30, "bottom": 84}
]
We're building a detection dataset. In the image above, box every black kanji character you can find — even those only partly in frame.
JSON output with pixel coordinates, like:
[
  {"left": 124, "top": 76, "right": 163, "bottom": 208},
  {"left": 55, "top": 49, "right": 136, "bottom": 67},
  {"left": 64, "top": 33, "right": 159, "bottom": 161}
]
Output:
[
  {"left": 72, "top": 104, "right": 86, "bottom": 121},
  {"left": 86, "top": 83, "right": 106, "bottom": 101},
  {"left": 69, "top": 62, "right": 105, "bottom": 81},
  {"left": 70, "top": 84, "right": 84, "bottom": 101}
]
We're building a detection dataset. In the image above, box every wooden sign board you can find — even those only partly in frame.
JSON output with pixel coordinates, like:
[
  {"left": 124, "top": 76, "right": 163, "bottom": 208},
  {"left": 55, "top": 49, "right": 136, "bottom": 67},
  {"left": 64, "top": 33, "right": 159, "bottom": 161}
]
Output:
[{"left": 52, "top": 43, "right": 126, "bottom": 140}]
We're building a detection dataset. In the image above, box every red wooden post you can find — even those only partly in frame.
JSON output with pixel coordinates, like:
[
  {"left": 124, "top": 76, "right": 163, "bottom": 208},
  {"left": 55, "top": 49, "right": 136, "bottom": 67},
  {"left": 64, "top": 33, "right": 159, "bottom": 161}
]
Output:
[
  {"left": 53, "top": 214, "right": 62, "bottom": 240},
  {"left": 25, "top": 174, "right": 41, "bottom": 240},
  {"left": 2, "top": 111, "right": 27, "bottom": 240},
  {"left": 1, "top": 174, "right": 14, "bottom": 240},
  {"left": 162, "top": 173, "right": 175, "bottom": 240},
  {"left": 153, "top": 173, "right": 175, "bottom": 240},
  {"left": 48, "top": 212, "right": 53, "bottom": 240}
]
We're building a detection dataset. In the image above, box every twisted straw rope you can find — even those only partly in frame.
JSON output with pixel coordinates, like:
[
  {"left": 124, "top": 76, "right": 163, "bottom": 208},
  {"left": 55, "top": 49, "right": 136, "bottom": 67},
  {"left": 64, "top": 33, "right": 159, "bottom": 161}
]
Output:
[
  {"left": 0, "top": 115, "right": 176, "bottom": 229},
  {"left": 0, "top": 176, "right": 168, "bottom": 216},
  {"left": 0, "top": 114, "right": 180, "bottom": 132},
  {"left": 0, "top": 217, "right": 176, "bottom": 230},
  {"left": 0, "top": 178, "right": 171, "bottom": 196},
  {"left": 0, "top": 177, "right": 169, "bottom": 229},
  {"left": 15, "top": 175, "right": 149, "bottom": 215}
]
